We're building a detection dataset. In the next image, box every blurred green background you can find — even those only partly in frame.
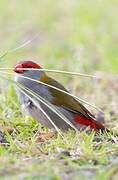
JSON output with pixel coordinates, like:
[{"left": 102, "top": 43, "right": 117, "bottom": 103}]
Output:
[{"left": 0, "top": 0, "right": 117, "bottom": 73}]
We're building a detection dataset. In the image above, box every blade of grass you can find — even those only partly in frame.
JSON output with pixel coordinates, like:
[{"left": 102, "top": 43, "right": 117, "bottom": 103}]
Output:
[
  {"left": 0, "top": 68, "right": 97, "bottom": 78},
  {"left": 9, "top": 34, "right": 40, "bottom": 53},
  {"left": 0, "top": 74, "right": 63, "bottom": 137},
  {"left": 17, "top": 84, "right": 79, "bottom": 133},
  {"left": 18, "top": 88, "right": 64, "bottom": 138},
  {"left": 0, "top": 52, "right": 8, "bottom": 61},
  {"left": 0, "top": 34, "right": 40, "bottom": 61},
  {"left": 0, "top": 74, "right": 78, "bottom": 136},
  {"left": 0, "top": 70, "right": 103, "bottom": 113}
]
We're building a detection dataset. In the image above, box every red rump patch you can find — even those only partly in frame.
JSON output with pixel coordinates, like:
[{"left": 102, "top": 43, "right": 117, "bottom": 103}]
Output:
[{"left": 74, "top": 115, "right": 97, "bottom": 130}]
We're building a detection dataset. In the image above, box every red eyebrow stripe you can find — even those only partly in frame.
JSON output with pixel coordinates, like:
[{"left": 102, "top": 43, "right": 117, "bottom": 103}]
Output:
[{"left": 23, "top": 62, "right": 41, "bottom": 69}]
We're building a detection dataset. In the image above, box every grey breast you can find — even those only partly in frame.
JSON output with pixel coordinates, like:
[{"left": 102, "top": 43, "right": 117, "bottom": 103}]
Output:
[{"left": 14, "top": 71, "right": 76, "bottom": 131}]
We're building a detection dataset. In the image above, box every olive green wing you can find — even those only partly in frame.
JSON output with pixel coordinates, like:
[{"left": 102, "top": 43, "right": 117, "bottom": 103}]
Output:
[{"left": 41, "top": 75, "right": 94, "bottom": 119}]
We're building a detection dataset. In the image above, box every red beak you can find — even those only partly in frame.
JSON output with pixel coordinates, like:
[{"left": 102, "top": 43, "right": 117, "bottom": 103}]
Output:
[{"left": 14, "top": 64, "right": 24, "bottom": 73}]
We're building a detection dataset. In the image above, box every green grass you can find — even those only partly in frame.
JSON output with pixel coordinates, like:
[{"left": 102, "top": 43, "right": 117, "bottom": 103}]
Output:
[
  {"left": 0, "top": 76, "right": 117, "bottom": 179},
  {"left": 0, "top": 0, "right": 118, "bottom": 179}
]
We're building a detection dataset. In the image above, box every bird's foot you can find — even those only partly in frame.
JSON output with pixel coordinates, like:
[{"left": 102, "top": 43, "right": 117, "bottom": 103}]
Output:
[{"left": 36, "top": 131, "right": 55, "bottom": 142}]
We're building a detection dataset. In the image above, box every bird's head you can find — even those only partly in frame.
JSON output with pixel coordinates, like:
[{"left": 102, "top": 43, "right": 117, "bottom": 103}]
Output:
[{"left": 14, "top": 61, "right": 41, "bottom": 74}]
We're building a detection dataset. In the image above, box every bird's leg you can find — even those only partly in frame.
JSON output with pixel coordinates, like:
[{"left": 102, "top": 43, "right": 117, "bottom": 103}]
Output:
[{"left": 35, "top": 130, "right": 56, "bottom": 142}]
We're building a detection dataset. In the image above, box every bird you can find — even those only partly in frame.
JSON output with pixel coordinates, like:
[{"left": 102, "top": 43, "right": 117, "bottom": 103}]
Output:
[{"left": 14, "top": 60, "right": 109, "bottom": 139}]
